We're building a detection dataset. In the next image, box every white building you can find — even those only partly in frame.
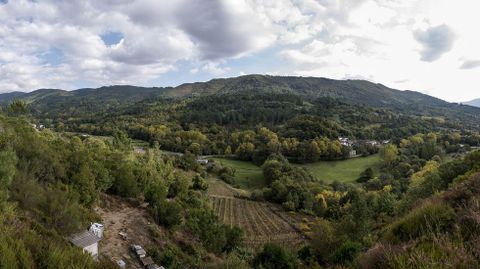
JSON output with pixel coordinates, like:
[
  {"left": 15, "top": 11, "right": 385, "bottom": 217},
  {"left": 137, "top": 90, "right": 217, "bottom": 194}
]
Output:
[
  {"left": 89, "top": 223, "right": 104, "bottom": 239},
  {"left": 70, "top": 230, "right": 101, "bottom": 258},
  {"left": 196, "top": 159, "right": 209, "bottom": 165}
]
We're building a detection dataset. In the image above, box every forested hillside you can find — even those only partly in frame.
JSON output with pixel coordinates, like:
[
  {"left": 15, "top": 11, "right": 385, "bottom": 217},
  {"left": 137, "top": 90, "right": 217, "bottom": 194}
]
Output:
[{"left": 1, "top": 75, "right": 479, "bottom": 126}]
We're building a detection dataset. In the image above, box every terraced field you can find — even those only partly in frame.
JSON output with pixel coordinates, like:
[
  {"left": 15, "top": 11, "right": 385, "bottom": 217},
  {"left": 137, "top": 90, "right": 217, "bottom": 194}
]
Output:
[{"left": 210, "top": 195, "right": 306, "bottom": 247}]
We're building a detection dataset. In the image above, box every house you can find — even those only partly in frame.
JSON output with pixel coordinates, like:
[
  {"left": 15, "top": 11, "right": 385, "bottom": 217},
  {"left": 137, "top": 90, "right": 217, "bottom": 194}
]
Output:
[
  {"left": 349, "top": 150, "right": 357, "bottom": 158},
  {"left": 70, "top": 223, "right": 103, "bottom": 259},
  {"left": 366, "top": 140, "right": 379, "bottom": 146},
  {"left": 70, "top": 230, "right": 101, "bottom": 258},
  {"left": 338, "top": 137, "right": 353, "bottom": 147},
  {"left": 196, "top": 159, "right": 209, "bottom": 165}
]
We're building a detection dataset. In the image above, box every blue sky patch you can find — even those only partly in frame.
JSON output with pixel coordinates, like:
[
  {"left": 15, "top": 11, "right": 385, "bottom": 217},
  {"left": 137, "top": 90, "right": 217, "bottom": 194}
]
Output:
[
  {"left": 100, "top": 32, "right": 124, "bottom": 46},
  {"left": 39, "top": 47, "right": 64, "bottom": 66}
]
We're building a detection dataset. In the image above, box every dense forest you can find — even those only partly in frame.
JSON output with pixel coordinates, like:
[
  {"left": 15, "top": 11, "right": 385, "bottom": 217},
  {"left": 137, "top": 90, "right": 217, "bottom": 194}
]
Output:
[{"left": 2, "top": 75, "right": 480, "bottom": 268}]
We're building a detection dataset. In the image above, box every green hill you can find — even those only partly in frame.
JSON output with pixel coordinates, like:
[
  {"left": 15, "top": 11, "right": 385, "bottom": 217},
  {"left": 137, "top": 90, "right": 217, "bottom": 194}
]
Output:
[{"left": 1, "top": 75, "right": 479, "bottom": 128}]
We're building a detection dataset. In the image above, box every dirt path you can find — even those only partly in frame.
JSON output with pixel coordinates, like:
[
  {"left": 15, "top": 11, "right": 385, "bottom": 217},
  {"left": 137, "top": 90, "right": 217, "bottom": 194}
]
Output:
[{"left": 95, "top": 196, "right": 164, "bottom": 269}]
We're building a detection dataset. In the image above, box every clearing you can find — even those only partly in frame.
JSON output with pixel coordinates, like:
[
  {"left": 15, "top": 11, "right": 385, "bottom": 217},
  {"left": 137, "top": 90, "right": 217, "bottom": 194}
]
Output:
[
  {"left": 297, "top": 154, "right": 381, "bottom": 183},
  {"left": 212, "top": 154, "right": 381, "bottom": 186},
  {"left": 96, "top": 195, "right": 169, "bottom": 269},
  {"left": 211, "top": 158, "right": 267, "bottom": 190}
]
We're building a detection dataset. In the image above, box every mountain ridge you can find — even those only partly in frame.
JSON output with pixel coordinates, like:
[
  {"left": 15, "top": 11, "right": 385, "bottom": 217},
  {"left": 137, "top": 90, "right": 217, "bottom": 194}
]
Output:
[
  {"left": 0, "top": 75, "right": 478, "bottom": 126},
  {"left": 465, "top": 98, "right": 480, "bottom": 108},
  {"left": 0, "top": 75, "right": 452, "bottom": 106}
]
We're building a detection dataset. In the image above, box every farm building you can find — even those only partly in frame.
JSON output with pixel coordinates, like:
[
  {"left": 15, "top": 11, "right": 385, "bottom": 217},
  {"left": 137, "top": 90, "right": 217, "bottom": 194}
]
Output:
[
  {"left": 196, "top": 159, "right": 209, "bottom": 165},
  {"left": 69, "top": 223, "right": 103, "bottom": 258},
  {"left": 69, "top": 230, "right": 101, "bottom": 258}
]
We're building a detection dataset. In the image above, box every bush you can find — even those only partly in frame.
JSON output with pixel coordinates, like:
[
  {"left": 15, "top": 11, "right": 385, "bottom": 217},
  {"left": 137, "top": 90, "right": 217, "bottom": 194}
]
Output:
[
  {"left": 192, "top": 175, "right": 208, "bottom": 191},
  {"left": 224, "top": 226, "right": 244, "bottom": 253},
  {"left": 332, "top": 240, "right": 362, "bottom": 264},
  {"left": 151, "top": 200, "right": 183, "bottom": 228},
  {"left": 252, "top": 244, "right": 298, "bottom": 269},
  {"left": 383, "top": 202, "right": 455, "bottom": 243},
  {"left": 310, "top": 219, "right": 339, "bottom": 263}
]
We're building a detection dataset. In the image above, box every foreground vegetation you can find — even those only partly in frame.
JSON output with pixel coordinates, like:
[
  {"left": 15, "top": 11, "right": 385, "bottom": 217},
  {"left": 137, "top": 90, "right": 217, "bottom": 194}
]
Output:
[{"left": 0, "top": 108, "right": 244, "bottom": 268}]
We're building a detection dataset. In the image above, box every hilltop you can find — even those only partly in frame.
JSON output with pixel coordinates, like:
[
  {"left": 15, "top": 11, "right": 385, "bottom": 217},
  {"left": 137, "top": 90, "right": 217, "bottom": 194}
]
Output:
[
  {"left": 0, "top": 75, "right": 459, "bottom": 109},
  {"left": 1, "top": 75, "right": 479, "bottom": 127},
  {"left": 465, "top": 98, "right": 480, "bottom": 108}
]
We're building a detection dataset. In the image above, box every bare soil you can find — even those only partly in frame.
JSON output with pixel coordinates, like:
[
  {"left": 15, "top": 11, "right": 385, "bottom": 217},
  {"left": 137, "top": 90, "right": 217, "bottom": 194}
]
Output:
[{"left": 95, "top": 195, "right": 166, "bottom": 269}]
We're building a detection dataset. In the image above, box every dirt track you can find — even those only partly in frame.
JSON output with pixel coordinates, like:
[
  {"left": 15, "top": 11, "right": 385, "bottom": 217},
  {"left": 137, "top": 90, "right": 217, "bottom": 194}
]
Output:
[{"left": 96, "top": 196, "right": 165, "bottom": 269}]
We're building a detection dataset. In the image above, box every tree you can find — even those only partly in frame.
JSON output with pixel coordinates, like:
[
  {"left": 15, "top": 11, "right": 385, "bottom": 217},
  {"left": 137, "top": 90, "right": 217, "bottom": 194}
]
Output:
[
  {"left": 0, "top": 150, "right": 17, "bottom": 206},
  {"left": 357, "top": 167, "right": 374, "bottom": 183},
  {"left": 152, "top": 200, "right": 183, "bottom": 228},
  {"left": 7, "top": 100, "right": 28, "bottom": 116},
  {"left": 235, "top": 142, "right": 255, "bottom": 161},
  {"left": 112, "top": 130, "right": 131, "bottom": 151},
  {"left": 380, "top": 144, "right": 398, "bottom": 167},
  {"left": 187, "top": 142, "right": 202, "bottom": 155},
  {"left": 111, "top": 160, "right": 139, "bottom": 198},
  {"left": 192, "top": 175, "right": 208, "bottom": 191}
]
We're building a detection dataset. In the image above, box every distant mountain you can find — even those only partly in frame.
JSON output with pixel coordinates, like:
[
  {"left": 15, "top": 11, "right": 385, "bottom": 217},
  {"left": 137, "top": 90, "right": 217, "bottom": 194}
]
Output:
[
  {"left": 465, "top": 98, "right": 480, "bottom": 108},
  {"left": 0, "top": 91, "right": 25, "bottom": 104},
  {"left": 0, "top": 75, "right": 450, "bottom": 107},
  {"left": 170, "top": 75, "right": 450, "bottom": 109},
  {"left": 0, "top": 75, "right": 479, "bottom": 126}
]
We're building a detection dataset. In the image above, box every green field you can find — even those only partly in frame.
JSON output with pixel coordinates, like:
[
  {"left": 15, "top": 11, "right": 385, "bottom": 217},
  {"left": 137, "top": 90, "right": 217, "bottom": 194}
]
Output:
[
  {"left": 297, "top": 154, "right": 381, "bottom": 183},
  {"left": 212, "top": 154, "right": 381, "bottom": 189},
  {"left": 211, "top": 158, "right": 267, "bottom": 190}
]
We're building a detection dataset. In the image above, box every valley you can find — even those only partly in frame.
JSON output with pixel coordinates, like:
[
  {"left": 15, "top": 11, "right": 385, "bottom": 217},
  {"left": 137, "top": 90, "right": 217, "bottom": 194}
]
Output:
[{"left": 1, "top": 1, "right": 480, "bottom": 268}]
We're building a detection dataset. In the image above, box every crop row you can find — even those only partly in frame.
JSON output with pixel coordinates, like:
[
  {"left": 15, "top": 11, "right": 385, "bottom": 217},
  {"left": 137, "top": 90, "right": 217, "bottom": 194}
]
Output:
[{"left": 210, "top": 196, "right": 305, "bottom": 246}]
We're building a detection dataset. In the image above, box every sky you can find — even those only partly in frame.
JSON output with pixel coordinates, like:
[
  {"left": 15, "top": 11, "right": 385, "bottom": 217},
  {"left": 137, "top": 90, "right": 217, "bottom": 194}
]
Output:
[{"left": 0, "top": 0, "right": 479, "bottom": 102}]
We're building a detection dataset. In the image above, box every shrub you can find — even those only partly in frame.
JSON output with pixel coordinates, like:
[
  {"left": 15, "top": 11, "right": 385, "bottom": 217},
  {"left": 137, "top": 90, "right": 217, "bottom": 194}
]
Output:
[
  {"left": 151, "top": 200, "right": 183, "bottom": 228},
  {"left": 252, "top": 244, "right": 298, "bottom": 269},
  {"left": 383, "top": 202, "right": 455, "bottom": 243},
  {"left": 310, "top": 219, "right": 339, "bottom": 263},
  {"left": 331, "top": 240, "right": 362, "bottom": 264}
]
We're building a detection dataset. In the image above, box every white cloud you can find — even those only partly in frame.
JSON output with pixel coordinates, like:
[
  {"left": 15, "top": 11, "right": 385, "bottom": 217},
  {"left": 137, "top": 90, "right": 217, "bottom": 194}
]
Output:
[
  {"left": 0, "top": 0, "right": 274, "bottom": 91},
  {"left": 278, "top": 0, "right": 480, "bottom": 102},
  {"left": 414, "top": 24, "right": 456, "bottom": 62},
  {"left": 460, "top": 60, "right": 480, "bottom": 70}
]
